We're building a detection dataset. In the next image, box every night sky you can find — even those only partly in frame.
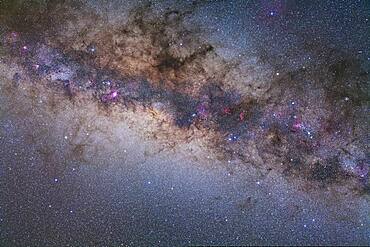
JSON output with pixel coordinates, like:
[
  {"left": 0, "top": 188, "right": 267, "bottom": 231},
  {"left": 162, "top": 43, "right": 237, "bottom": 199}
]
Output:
[{"left": 0, "top": 0, "right": 369, "bottom": 246}]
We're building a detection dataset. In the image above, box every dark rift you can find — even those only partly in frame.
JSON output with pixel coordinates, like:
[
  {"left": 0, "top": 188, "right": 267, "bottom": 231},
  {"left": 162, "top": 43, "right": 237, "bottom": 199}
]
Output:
[{"left": 1, "top": 0, "right": 369, "bottom": 196}]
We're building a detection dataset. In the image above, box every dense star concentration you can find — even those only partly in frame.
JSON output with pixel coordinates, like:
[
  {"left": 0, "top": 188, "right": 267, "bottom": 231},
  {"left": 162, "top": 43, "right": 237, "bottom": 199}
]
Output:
[{"left": 0, "top": 0, "right": 369, "bottom": 246}]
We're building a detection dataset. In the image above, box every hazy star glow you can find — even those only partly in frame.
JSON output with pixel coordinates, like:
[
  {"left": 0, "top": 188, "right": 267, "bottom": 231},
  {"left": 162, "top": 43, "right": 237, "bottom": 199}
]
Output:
[{"left": 0, "top": 0, "right": 369, "bottom": 246}]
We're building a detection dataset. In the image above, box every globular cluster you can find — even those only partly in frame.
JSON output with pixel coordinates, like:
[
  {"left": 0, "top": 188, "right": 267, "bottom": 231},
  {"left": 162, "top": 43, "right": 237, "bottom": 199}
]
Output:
[{"left": 0, "top": 0, "right": 369, "bottom": 246}]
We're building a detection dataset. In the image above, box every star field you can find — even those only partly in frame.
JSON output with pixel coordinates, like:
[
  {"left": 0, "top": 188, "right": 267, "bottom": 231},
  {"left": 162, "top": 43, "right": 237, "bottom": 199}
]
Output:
[{"left": 0, "top": 0, "right": 369, "bottom": 246}]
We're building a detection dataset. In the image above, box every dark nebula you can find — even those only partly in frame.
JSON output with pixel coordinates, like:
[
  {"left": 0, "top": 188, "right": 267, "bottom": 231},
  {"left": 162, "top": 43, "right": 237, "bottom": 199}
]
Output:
[{"left": 0, "top": 0, "right": 369, "bottom": 246}]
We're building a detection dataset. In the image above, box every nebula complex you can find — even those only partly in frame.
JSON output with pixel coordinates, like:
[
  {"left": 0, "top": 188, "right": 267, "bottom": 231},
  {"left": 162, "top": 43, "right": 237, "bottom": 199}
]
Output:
[{"left": 0, "top": 1, "right": 369, "bottom": 246}]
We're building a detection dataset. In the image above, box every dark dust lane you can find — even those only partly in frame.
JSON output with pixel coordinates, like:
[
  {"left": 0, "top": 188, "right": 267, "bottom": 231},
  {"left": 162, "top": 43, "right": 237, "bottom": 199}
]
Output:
[{"left": 0, "top": 0, "right": 369, "bottom": 246}]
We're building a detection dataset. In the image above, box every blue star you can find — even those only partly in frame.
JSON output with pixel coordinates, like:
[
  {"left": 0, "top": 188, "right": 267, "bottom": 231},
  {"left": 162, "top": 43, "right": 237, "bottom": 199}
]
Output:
[{"left": 227, "top": 133, "right": 240, "bottom": 142}]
